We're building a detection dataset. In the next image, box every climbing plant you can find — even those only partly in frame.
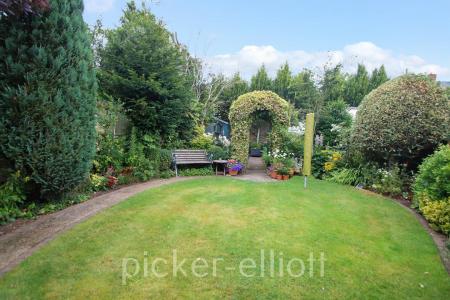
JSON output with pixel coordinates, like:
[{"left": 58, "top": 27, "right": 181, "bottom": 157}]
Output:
[{"left": 229, "top": 91, "right": 289, "bottom": 165}]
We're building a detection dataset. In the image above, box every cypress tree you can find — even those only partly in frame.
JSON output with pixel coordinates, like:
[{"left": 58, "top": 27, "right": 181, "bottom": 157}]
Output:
[
  {"left": 250, "top": 65, "right": 272, "bottom": 91},
  {"left": 0, "top": 0, "right": 97, "bottom": 198},
  {"left": 273, "top": 62, "right": 292, "bottom": 100}
]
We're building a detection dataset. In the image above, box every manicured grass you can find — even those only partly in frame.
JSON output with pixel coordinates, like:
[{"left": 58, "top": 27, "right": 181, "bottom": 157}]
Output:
[{"left": 0, "top": 177, "right": 449, "bottom": 299}]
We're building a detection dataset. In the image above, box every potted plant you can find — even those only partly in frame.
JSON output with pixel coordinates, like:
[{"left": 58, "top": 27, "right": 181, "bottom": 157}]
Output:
[
  {"left": 227, "top": 159, "right": 243, "bottom": 176},
  {"left": 278, "top": 166, "right": 290, "bottom": 180}
]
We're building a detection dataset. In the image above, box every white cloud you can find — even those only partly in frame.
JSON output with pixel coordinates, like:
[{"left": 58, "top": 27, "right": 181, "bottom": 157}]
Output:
[
  {"left": 205, "top": 42, "right": 450, "bottom": 80},
  {"left": 85, "top": 0, "right": 115, "bottom": 13}
]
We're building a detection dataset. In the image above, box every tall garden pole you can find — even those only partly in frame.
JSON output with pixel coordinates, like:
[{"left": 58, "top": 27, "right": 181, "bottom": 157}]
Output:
[{"left": 303, "top": 113, "right": 315, "bottom": 188}]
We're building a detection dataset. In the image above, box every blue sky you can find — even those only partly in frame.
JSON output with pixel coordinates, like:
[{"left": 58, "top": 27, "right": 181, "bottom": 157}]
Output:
[{"left": 83, "top": 0, "right": 450, "bottom": 80}]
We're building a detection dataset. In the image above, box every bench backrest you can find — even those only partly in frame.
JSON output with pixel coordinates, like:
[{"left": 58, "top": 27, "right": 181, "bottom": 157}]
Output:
[{"left": 173, "top": 149, "right": 211, "bottom": 164}]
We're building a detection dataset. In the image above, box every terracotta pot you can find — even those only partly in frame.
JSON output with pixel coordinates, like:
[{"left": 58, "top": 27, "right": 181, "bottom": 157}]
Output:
[
  {"left": 276, "top": 174, "right": 283, "bottom": 180},
  {"left": 282, "top": 175, "right": 289, "bottom": 180},
  {"left": 229, "top": 169, "right": 238, "bottom": 176},
  {"left": 270, "top": 171, "right": 277, "bottom": 178}
]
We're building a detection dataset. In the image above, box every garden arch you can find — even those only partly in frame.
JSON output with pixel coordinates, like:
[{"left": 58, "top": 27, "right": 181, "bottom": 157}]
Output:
[{"left": 229, "top": 91, "right": 289, "bottom": 165}]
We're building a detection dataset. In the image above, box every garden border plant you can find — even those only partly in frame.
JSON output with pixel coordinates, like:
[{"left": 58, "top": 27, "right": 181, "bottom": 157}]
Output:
[{"left": 229, "top": 91, "right": 289, "bottom": 165}]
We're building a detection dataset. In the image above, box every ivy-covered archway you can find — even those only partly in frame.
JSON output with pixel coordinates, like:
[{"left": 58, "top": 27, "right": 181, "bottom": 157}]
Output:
[{"left": 229, "top": 91, "right": 289, "bottom": 165}]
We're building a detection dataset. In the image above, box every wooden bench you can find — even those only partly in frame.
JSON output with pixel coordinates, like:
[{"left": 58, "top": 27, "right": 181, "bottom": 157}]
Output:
[{"left": 172, "top": 150, "right": 212, "bottom": 176}]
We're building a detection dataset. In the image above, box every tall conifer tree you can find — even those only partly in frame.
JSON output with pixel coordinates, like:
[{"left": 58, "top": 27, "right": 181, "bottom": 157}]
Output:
[{"left": 0, "top": 0, "right": 97, "bottom": 198}]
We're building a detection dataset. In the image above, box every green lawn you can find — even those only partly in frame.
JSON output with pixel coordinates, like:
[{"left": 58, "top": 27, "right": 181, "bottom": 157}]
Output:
[{"left": 0, "top": 177, "right": 449, "bottom": 299}]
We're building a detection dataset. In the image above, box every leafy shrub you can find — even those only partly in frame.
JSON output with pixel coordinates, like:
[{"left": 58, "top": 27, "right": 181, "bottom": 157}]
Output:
[
  {"left": 159, "top": 149, "right": 173, "bottom": 172},
  {"left": 316, "top": 99, "right": 352, "bottom": 147},
  {"left": 117, "top": 175, "right": 140, "bottom": 186},
  {"left": 89, "top": 174, "right": 108, "bottom": 192},
  {"left": 312, "top": 149, "right": 342, "bottom": 179},
  {"left": 418, "top": 194, "right": 450, "bottom": 235},
  {"left": 126, "top": 128, "right": 156, "bottom": 181},
  {"left": 413, "top": 145, "right": 450, "bottom": 202},
  {"left": 0, "top": 171, "right": 28, "bottom": 224},
  {"left": 208, "top": 145, "right": 230, "bottom": 160},
  {"left": 280, "top": 131, "right": 304, "bottom": 159},
  {"left": 159, "top": 170, "right": 175, "bottom": 179},
  {"left": 351, "top": 74, "right": 449, "bottom": 166},
  {"left": 327, "top": 168, "right": 362, "bottom": 186},
  {"left": 191, "top": 126, "right": 214, "bottom": 150},
  {"left": 93, "top": 135, "right": 126, "bottom": 174},
  {"left": 371, "top": 165, "right": 403, "bottom": 196},
  {"left": 179, "top": 167, "right": 214, "bottom": 176}
]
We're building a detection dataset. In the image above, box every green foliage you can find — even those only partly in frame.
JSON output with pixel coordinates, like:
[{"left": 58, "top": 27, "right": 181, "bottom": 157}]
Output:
[
  {"left": 178, "top": 167, "right": 213, "bottom": 176},
  {"left": 273, "top": 62, "right": 292, "bottom": 100},
  {"left": 344, "top": 64, "right": 369, "bottom": 106},
  {"left": 191, "top": 127, "right": 214, "bottom": 150},
  {"left": 414, "top": 145, "right": 450, "bottom": 202},
  {"left": 0, "top": 0, "right": 97, "bottom": 198},
  {"left": 99, "top": 2, "right": 195, "bottom": 147},
  {"left": 369, "top": 65, "right": 389, "bottom": 91},
  {"left": 158, "top": 149, "right": 173, "bottom": 173},
  {"left": 208, "top": 145, "right": 230, "bottom": 160},
  {"left": 316, "top": 99, "right": 352, "bottom": 146},
  {"left": 418, "top": 195, "right": 450, "bottom": 235},
  {"left": 370, "top": 165, "right": 403, "bottom": 196},
  {"left": 217, "top": 73, "right": 249, "bottom": 121},
  {"left": 250, "top": 65, "right": 272, "bottom": 91},
  {"left": 0, "top": 171, "right": 28, "bottom": 224},
  {"left": 229, "top": 91, "right": 290, "bottom": 165},
  {"left": 89, "top": 174, "right": 108, "bottom": 192},
  {"left": 289, "top": 69, "right": 321, "bottom": 114},
  {"left": 352, "top": 74, "right": 449, "bottom": 166},
  {"left": 327, "top": 168, "right": 362, "bottom": 186},
  {"left": 126, "top": 128, "right": 156, "bottom": 181},
  {"left": 279, "top": 132, "right": 304, "bottom": 159},
  {"left": 159, "top": 170, "right": 175, "bottom": 179},
  {"left": 321, "top": 64, "right": 345, "bottom": 103},
  {"left": 93, "top": 135, "right": 126, "bottom": 174}
]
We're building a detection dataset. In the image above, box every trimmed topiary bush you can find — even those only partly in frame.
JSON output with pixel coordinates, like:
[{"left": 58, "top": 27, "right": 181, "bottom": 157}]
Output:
[
  {"left": 351, "top": 74, "right": 449, "bottom": 167},
  {"left": 229, "top": 91, "right": 289, "bottom": 165}
]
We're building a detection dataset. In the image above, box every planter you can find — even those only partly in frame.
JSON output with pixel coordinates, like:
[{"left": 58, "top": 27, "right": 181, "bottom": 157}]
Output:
[
  {"left": 250, "top": 148, "right": 262, "bottom": 157},
  {"left": 282, "top": 175, "right": 289, "bottom": 180},
  {"left": 276, "top": 174, "right": 283, "bottom": 180},
  {"left": 229, "top": 169, "right": 239, "bottom": 176},
  {"left": 270, "top": 171, "right": 277, "bottom": 178}
]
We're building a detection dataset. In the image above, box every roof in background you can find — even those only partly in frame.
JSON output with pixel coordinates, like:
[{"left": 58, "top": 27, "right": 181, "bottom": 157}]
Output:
[{"left": 439, "top": 81, "right": 450, "bottom": 88}]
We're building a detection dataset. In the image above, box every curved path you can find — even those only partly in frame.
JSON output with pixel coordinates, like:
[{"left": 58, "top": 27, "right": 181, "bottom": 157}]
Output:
[{"left": 0, "top": 176, "right": 193, "bottom": 276}]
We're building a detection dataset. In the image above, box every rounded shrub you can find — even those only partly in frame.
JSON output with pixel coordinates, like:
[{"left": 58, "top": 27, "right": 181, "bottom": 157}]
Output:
[
  {"left": 414, "top": 145, "right": 450, "bottom": 202},
  {"left": 351, "top": 74, "right": 449, "bottom": 166},
  {"left": 414, "top": 145, "right": 450, "bottom": 234}
]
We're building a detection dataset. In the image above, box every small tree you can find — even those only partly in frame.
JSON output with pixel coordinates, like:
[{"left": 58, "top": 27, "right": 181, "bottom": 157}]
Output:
[
  {"left": 344, "top": 64, "right": 369, "bottom": 106},
  {"left": 99, "top": 2, "right": 195, "bottom": 147},
  {"left": 0, "top": 0, "right": 97, "bottom": 198},
  {"left": 369, "top": 65, "right": 389, "bottom": 91},
  {"left": 250, "top": 65, "right": 272, "bottom": 91},
  {"left": 273, "top": 62, "right": 292, "bottom": 100},
  {"left": 217, "top": 73, "right": 249, "bottom": 121},
  {"left": 321, "top": 64, "right": 345, "bottom": 103},
  {"left": 351, "top": 74, "right": 449, "bottom": 168}
]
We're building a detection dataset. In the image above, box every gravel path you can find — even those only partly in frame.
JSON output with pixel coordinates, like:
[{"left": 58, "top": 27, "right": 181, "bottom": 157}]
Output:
[{"left": 0, "top": 176, "right": 193, "bottom": 277}]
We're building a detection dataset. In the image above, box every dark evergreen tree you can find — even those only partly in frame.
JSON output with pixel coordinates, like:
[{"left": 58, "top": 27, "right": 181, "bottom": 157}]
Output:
[
  {"left": 250, "top": 65, "right": 272, "bottom": 91},
  {"left": 289, "top": 69, "right": 321, "bottom": 113},
  {"left": 321, "top": 64, "right": 345, "bottom": 103},
  {"left": 316, "top": 99, "right": 352, "bottom": 146},
  {"left": 217, "top": 73, "right": 248, "bottom": 121},
  {"left": 0, "top": 0, "right": 97, "bottom": 198},
  {"left": 369, "top": 65, "right": 389, "bottom": 91},
  {"left": 273, "top": 62, "right": 292, "bottom": 100},
  {"left": 344, "top": 64, "right": 370, "bottom": 106},
  {"left": 99, "top": 2, "right": 195, "bottom": 147}
]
